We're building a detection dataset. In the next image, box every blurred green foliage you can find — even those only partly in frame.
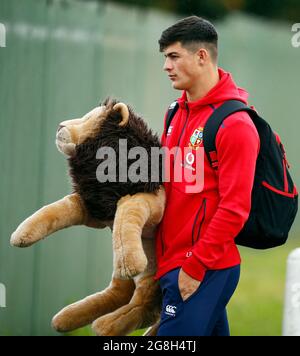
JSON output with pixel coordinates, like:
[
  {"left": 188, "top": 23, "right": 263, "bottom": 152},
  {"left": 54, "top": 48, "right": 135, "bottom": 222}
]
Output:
[{"left": 86, "top": 0, "right": 300, "bottom": 22}]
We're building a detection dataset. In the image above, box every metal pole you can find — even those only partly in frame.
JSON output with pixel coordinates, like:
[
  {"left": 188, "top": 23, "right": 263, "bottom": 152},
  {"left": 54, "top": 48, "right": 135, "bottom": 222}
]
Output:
[
  {"left": 0, "top": 283, "right": 6, "bottom": 308},
  {"left": 282, "top": 248, "right": 300, "bottom": 336},
  {"left": 0, "top": 23, "right": 6, "bottom": 47}
]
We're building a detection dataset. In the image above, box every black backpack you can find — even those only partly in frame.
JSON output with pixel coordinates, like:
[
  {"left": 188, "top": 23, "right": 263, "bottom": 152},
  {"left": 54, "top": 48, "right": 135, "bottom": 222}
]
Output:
[{"left": 165, "top": 100, "right": 298, "bottom": 249}]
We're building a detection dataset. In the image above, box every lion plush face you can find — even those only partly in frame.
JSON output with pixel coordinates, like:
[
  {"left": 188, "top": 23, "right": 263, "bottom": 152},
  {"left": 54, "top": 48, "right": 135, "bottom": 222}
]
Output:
[
  {"left": 56, "top": 104, "right": 127, "bottom": 157},
  {"left": 55, "top": 106, "right": 104, "bottom": 157},
  {"left": 55, "top": 98, "right": 162, "bottom": 221}
]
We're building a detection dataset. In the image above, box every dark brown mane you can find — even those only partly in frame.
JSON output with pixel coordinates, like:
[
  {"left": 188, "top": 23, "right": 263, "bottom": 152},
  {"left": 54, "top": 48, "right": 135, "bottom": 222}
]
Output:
[{"left": 68, "top": 98, "right": 162, "bottom": 221}]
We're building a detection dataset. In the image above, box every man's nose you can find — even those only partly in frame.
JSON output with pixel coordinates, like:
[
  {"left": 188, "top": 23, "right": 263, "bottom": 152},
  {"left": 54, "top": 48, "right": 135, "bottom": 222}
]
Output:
[{"left": 163, "top": 58, "right": 172, "bottom": 72}]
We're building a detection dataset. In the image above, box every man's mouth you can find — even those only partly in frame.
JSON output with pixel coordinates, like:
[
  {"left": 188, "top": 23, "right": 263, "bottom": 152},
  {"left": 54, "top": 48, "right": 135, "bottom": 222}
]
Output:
[{"left": 168, "top": 75, "right": 177, "bottom": 81}]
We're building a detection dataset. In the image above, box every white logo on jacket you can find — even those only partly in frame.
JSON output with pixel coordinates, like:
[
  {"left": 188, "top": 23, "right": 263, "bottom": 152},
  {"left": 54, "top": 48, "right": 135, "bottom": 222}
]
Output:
[
  {"left": 167, "top": 126, "right": 173, "bottom": 136},
  {"left": 165, "top": 304, "right": 177, "bottom": 316},
  {"left": 186, "top": 152, "right": 195, "bottom": 165}
]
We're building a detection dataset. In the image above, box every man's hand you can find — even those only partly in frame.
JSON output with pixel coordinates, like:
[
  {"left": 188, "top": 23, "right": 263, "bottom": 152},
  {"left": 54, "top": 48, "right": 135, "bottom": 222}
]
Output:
[{"left": 178, "top": 268, "right": 201, "bottom": 301}]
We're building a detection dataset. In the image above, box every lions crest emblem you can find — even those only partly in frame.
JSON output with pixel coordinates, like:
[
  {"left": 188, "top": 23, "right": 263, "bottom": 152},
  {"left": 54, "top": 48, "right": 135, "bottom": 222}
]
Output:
[{"left": 189, "top": 127, "right": 203, "bottom": 150}]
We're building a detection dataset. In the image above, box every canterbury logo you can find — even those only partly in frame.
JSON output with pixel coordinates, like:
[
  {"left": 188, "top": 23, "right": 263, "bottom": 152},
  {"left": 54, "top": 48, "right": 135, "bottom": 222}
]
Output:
[{"left": 165, "top": 305, "right": 177, "bottom": 316}]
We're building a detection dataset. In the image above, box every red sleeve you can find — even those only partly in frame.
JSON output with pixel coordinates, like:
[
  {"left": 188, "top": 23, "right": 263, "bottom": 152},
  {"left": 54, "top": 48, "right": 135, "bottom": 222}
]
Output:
[{"left": 182, "top": 112, "right": 260, "bottom": 281}]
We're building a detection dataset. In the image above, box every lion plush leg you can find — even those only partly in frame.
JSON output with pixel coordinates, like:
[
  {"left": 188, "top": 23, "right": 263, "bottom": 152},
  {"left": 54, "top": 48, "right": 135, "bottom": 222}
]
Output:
[
  {"left": 92, "top": 273, "right": 161, "bottom": 336},
  {"left": 113, "top": 187, "right": 166, "bottom": 279},
  {"left": 92, "top": 239, "right": 162, "bottom": 336},
  {"left": 52, "top": 277, "right": 135, "bottom": 333},
  {"left": 10, "top": 193, "right": 88, "bottom": 247}
]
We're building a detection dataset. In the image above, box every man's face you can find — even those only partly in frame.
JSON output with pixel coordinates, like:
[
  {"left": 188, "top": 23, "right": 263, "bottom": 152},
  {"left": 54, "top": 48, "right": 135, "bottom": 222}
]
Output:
[{"left": 163, "top": 42, "right": 201, "bottom": 91}]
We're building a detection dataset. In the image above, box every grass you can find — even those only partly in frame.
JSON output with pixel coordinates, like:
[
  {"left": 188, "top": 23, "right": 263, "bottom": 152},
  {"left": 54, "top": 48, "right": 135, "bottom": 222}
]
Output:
[{"left": 67, "top": 237, "right": 300, "bottom": 336}]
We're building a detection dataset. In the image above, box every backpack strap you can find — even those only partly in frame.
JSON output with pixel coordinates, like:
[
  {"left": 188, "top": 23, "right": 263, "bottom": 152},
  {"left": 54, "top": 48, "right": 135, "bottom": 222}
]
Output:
[
  {"left": 165, "top": 101, "right": 179, "bottom": 137},
  {"left": 203, "top": 100, "right": 258, "bottom": 170}
]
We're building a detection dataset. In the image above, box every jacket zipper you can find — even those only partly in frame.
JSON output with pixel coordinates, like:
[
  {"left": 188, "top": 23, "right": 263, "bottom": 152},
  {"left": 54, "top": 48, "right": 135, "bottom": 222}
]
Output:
[
  {"left": 191, "top": 198, "right": 207, "bottom": 245},
  {"left": 196, "top": 199, "right": 206, "bottom": 243},
  {"left": 173, "top": 102, "right": 190, "bottom": 165},
  {"left": 262, "top": 181, "right": 296, "bottom": 198},
  {"left": 280, "top": 142, "right": 289, "bottom": 193},
  {"left": 176, "top": 102, "right": 190, "bottom": 146},
  {"left": 161, "top": 103, "right": 190, "bottom": 256}
]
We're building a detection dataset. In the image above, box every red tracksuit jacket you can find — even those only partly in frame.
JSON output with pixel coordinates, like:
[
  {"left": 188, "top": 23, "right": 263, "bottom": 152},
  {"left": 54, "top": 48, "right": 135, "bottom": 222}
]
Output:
[{"left": 155, "top": 68, "right": 260, "bottom": 281}]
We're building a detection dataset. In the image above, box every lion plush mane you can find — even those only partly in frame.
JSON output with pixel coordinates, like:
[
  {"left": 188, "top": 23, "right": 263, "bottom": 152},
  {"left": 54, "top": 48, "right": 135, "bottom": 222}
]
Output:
[{"left": 69, "top": 97, "right": 162, "bottom": 221}]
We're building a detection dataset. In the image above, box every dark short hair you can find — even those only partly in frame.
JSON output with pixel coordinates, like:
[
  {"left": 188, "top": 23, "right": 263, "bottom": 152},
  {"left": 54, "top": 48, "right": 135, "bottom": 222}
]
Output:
[{"left": 159, "top": 16, "right": 218, "bottom": 62}]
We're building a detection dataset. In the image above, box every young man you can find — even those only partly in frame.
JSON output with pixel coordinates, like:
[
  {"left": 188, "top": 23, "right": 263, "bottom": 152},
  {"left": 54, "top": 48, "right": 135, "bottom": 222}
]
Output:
[{"left": 155, "top": 16, "right": 260, "bottom": 336}]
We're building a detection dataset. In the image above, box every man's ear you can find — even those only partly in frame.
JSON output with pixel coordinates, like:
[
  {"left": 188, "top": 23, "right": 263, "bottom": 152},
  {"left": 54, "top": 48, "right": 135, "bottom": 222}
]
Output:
[
  {"left": 197, "top": 48, "right": 209, "bottom": 65},
  {"left": 113, "top": 103, "right": 129, "bottom": 127}
]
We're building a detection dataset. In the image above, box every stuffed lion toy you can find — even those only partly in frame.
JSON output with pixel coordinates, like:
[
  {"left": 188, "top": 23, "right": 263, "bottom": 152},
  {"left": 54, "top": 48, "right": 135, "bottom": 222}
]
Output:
[{"left": 10, "top": 98, "right": 166, "bottom": 336}]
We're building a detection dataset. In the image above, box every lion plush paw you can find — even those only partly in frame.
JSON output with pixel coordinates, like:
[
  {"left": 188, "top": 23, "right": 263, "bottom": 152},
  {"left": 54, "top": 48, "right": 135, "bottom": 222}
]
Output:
[
  {"left": 10, "top": 229, "right": 38, "bottom": 248},
  {"left": 114, "top": 250, "right": 148, "bottom": 279},
  {"left": 91, "top": 306, "right": 138, "bottom": 336},
  {"left": 10, "top": 212, "right": 49, "bottom": 247}
]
